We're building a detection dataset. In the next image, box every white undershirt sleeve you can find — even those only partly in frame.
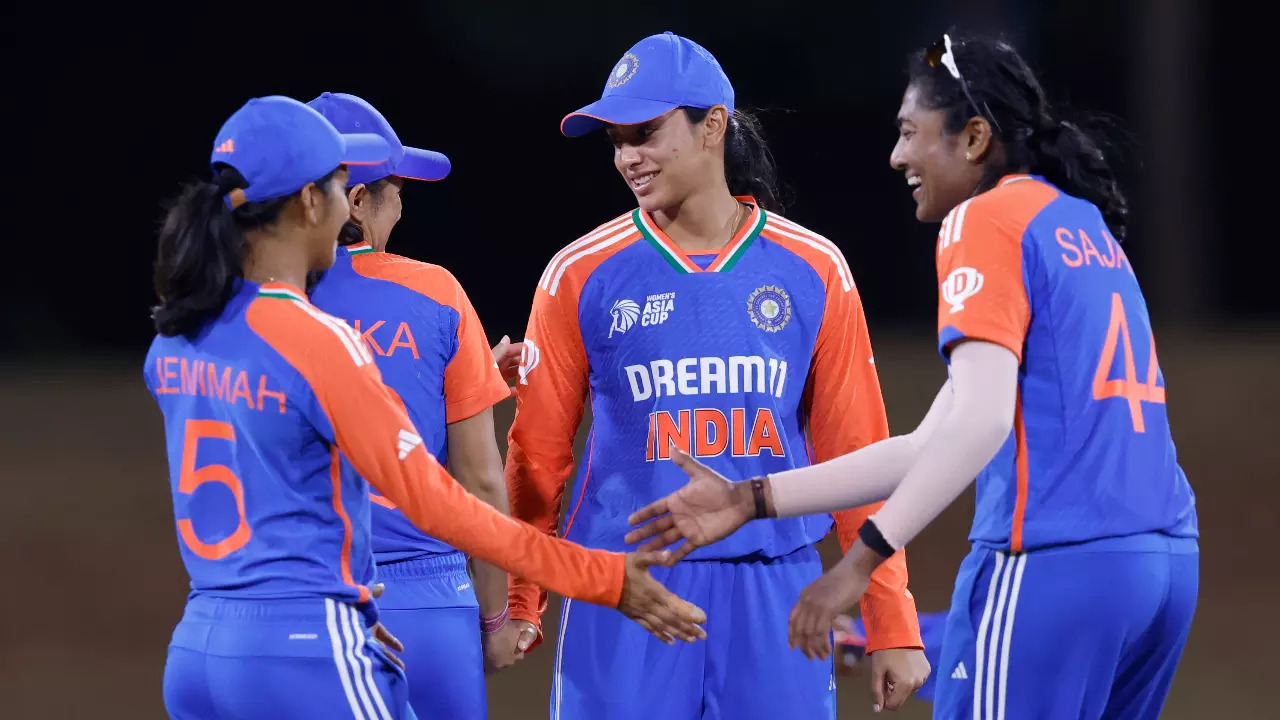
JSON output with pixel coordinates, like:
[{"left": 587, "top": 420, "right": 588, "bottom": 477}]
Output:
[
  {"left": 768, "top": 340, "right": 1018, "bottom": 553},
  {"left": 868, "top": 341, "right": 1019, "bottom": 549},
  {"left": 769, "top": 373, "right": 955, "bottom": 517}
]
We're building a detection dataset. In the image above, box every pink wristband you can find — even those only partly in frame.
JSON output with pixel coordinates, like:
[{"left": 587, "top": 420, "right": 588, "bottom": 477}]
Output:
[{"left": 480, "top": 606, "right": 509, "bottom": 634}]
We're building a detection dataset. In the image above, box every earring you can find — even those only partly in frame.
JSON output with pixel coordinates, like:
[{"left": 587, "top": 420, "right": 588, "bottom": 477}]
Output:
[{"left": 965, "top": 152, "right": 973, "bottom": 161}]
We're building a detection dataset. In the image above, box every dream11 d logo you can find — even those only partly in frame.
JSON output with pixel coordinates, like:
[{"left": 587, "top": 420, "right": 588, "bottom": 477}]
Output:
[{"left": 942, "top": 266, "right": 985, "bottom": 314}]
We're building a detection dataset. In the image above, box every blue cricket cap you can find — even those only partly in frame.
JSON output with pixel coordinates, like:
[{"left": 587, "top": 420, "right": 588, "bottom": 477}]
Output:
[
  {"left": 561, "top": 31, "right": 734, "bottom": 137},
  {"left": 308, "top": 92, "right": 452, "bottom": 186},
  {"left": 210, "top": 96, "right": 390, "bottom": 209}
]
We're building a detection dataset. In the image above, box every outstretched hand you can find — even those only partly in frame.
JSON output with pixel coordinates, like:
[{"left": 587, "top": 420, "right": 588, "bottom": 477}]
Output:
[
  {"left": 617, "top": 550, "right": 708, "bottom": 644},
  {"left": 625, "top": 448, "right": 756, "bottom": 564}
]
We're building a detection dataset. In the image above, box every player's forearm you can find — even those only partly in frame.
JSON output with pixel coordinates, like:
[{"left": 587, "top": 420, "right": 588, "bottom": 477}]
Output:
[
  {"left": 829, "top": 508, "right": 923, "bottom": 651},
  {"left": 447, "top": 409, "right": 513, "bottom": 619},
  {"left": 369, "top": 451, "right": 625, "bottom": 608},
  {"left": 335, "top": 391, "right": 625, "bottom": 608},
  {"left": 868, "top": 342, "right": 1017, "bottom": 550},
  {"left": 768, "top": 436, "right": 922, "bottom": 517},
  {"left": 858, "top": 549, "right": 923, "bottom": 652},
  {"left": 504, "top": 438, "right": 577, "bottom": 622},
  {"left": 767, "top": 383, "right": 955, "bottom": 517},
  {"left": 504, "top": 441, "right": 570, "bottom": 535},
  {"left": 321, "top": 337, "right": 625, "bottom": 609}
]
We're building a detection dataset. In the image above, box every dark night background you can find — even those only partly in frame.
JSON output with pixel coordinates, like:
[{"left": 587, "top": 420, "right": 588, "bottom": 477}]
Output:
[
  {"left": 3, "top": 1, "right": 1275, "bottom": 718},
  {"left": 3, "top": 0, "right": 1270, "bottom": 355}
]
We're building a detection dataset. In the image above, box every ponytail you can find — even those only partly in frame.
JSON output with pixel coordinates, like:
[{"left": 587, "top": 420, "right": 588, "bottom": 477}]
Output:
[
  {"left": 682, "top": 106, "right": 785, "bottom": 213},
  {"left": 1030, "top": 118, "right": 1129, "bottom": 242},
  {"left": 151, "top": 164, "right": 310, "bottom": 336}
]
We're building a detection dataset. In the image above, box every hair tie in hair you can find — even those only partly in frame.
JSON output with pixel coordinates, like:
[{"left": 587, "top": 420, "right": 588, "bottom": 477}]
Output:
[{"left": 212, "top": 170, "right": 248, "bottom": 209}]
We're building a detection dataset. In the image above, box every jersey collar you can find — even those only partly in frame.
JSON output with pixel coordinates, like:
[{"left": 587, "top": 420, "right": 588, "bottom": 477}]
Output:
[
  {"left": 633, "top": 196, "right": 766, "bottom": 274},
  {"left": 256, "top": 281, "right": 308, "bottom": 302},
  {"left": 998, "top": 173, "right": 1037, "bottom": 186},
  {"left": 345, "top": 241, "right": 375, "bottom": 255}
]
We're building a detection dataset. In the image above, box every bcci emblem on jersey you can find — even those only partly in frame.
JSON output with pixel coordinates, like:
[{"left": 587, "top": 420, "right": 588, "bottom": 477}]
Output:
[
  {"left": 747, "top": 285, "right": 792, "bottom": 332},
  {"left": 608, "top": 52, "right": 640, "bottom": 88}
]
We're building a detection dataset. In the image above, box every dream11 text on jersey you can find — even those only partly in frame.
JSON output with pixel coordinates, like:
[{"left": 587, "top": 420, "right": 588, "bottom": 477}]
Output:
[{"left": 626, "top": 354, "right": 788, "bottom": 462}]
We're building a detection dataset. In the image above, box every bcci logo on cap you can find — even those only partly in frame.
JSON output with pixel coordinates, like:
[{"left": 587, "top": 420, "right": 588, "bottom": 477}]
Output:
[
  {"left": 942, "top": 266, "right": 984, "bottom": 313},
  {"left": 747, "top": 285, "right": 792, "bottom": 332},
  {"left": 608, "top": 52, "right": 640, "bottom": 88}
]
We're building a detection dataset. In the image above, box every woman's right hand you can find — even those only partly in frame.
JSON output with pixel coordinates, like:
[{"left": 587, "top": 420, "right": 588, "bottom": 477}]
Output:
[
  {"left": 625, "top": 449, "right": 757, "bottom": 562},
  {"left": 617, "top": 551, "right": 708, "bottom": 644},
  {"left": 490, "top": 335, "right": 525, "bottom": 397}
]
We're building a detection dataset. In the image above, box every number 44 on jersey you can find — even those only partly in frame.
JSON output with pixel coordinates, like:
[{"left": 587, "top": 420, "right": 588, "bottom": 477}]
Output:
[{"left": 1093, "top": 292, "right": 1166, "bottom": 433}]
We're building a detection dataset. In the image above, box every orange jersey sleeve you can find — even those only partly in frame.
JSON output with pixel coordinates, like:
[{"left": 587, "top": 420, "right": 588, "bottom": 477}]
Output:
[
  {"left": 351, "top": 256, "right": 509, "bottom": 422},
  {"left": 766, "top": 218, "right": 922, "bottom": 653},
  {"left": 504, "top": 273, "right": 592, "bottom": 643},
  {"left": 934, "top": 181, "right": 1055, "bottom": 362},
  {"left": 807, "top": 271, "right": 922, "bottom": 653},
  {"left": 440, "top": 282, "right": 508, "bottom": 423},
  {"left": 246, "top": 290, "right": 624, "bottom": 609}
]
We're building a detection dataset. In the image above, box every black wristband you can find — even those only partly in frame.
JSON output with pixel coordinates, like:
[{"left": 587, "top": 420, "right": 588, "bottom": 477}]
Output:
[
  {"left": 858, "top": 519, "right": 896, "bottom": 559},
  {"left": 750, "top": 478, "right": 767, "bottom": 519}
]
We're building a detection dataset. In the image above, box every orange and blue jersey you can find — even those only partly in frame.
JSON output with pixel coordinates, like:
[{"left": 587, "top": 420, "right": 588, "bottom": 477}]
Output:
[
  {"left": 152, "top": 93, "right": 623, "bottom": 720},
  {"left": 148, "top": 279, "right": 627, "bottom": 720},
  {"left": 143, "top": 280, "right": 625, "bottom": 618},
  {"left": 309, "top": 242, "right": 511, "bottom": 563},
  {"left": 507, "top": 197, "right": 920, "bottom": 652},
  {"left": 933, "top": 173, "right": 1198, "bottom": 552},
  {"left": 145, "top": 282, "right": 380, "bottom": 614},
  {"left": 930, "top": 175, "right": 1199, "bottom": 720}
]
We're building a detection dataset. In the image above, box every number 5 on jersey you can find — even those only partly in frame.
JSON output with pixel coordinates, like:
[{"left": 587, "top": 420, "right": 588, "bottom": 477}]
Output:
[
  {"left": 1092, "top": 293, "right": 1166, "bottom": 433},
  {"left": 177, "top": 419, "right": 252, "bottom": 559}
]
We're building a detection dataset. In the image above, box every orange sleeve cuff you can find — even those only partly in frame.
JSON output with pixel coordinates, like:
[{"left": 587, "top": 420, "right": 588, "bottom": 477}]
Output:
[
  {"left": 859, "top": 551, "right": 924, "bottom": 653},
  {"left": 507, "top": 552, "right": 626, "bottom": 654},
  {"left": 835, "top": 507, "right": 922, "bottom": 652},
  {"left": 445, "top": 377, "right": 512, "bottom": 424}
]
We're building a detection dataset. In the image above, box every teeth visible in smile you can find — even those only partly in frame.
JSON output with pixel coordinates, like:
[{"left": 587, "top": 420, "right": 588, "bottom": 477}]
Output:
[
  {"left": 907, "top": 176, "right": 922, "bottom": 187},
  {"left": 633, "top": 173, "right": 656, "bottom": 187}
]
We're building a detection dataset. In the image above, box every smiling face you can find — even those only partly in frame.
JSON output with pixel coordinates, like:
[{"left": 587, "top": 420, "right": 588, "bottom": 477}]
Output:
[
  {"left": 606, "top": 107, "right": 727, "bottom": 213},
  {"left": 889, "top": 83, "right": 987, "bottom": 223}
]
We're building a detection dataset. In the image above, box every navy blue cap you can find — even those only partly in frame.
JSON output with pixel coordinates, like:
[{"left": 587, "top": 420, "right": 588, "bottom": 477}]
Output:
[
  {"left": 210, "top": 96, "right": 390, "bottom": 209},
  {"left": 308, "top": 92, "right": 451, "bottom": 186},
  {"left": 561, "top": 32, "right": 734, "bottom": 137}
]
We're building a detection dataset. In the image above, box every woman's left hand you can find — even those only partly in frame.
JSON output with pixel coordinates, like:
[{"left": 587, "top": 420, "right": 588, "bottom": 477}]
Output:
[
  {"left": 788, "top": 560, "right": 870, "bottom": 661},
  {"left": 369, "top": 583, "right": 406, "bottom": 670},
  {"left": 372, "top": 622, "right": 406, "bottom": 670}
]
